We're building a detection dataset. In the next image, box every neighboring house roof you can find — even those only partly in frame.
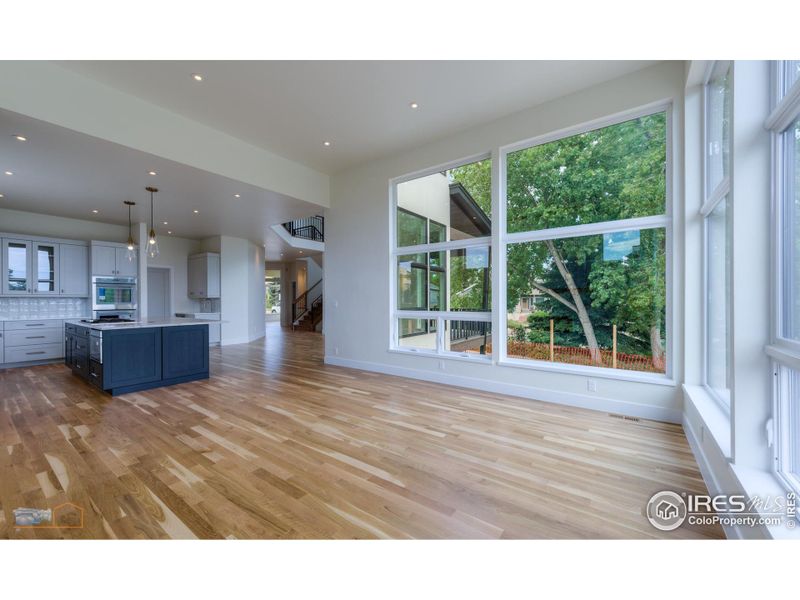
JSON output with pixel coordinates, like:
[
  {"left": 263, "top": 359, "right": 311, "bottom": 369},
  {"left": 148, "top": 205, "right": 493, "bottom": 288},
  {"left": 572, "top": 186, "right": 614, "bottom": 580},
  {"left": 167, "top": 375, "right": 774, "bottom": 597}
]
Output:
[{"left": 449, "top": 182, "right": 491, "bottom": 238}]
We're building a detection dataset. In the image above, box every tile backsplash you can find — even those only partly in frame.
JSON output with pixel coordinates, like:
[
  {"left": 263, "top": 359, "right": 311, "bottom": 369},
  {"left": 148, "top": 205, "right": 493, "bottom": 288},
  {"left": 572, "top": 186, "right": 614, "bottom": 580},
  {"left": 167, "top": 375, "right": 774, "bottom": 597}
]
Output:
[{"left": 0, "top": 298, "right": 89, "bottom": 320}]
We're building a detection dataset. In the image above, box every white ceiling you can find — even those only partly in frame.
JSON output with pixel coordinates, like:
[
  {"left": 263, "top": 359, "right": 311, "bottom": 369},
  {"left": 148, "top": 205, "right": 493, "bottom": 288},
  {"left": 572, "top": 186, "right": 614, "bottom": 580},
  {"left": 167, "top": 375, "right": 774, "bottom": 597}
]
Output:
[
  {"left": 58, "top": 61, "right": 659, "bottom": 174},
  {"left": 0, "top": 108, "right": 320, "bottom": 261}
]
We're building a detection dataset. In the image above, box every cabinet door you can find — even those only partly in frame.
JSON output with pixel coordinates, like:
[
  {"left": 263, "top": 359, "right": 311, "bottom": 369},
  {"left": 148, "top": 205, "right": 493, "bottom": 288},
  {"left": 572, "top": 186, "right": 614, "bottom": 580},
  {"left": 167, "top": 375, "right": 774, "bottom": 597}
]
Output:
[
  {"left": 206, "top": 254, "right": 221, "bottom": 298},
  {"left": 91, "top": 245, "right": 117, "bottom": 276},
  {"left": 187, "top": 257, "right": 205, "bottom": 298},
  {"left": 2, "top": 239, "right": 32, "bottom": 294},
  {"left": 32, "top": 242, "right": 60, "bottom": 295},
  {"left": 59, "top": 244, "right": 89, "bottom": 296},
  {"left": 115, "top": 247, "right": 137, "bottom": 277}
]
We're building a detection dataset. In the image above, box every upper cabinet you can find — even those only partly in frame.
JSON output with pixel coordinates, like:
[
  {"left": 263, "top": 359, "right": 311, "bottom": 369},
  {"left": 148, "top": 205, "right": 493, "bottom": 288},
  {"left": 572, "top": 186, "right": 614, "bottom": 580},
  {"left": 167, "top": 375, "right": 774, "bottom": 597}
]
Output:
[
  {"left": 188, "top": 253, "right": 221, "bottom": 299},
  {"left": 1, "top": 235, "right": 90, "bottom": 297},
  {"left": 91, "top": 244, "right": 137, "bottom": 277},
  {"left": 59, "top": 244, "right": 89, "bottom": 296},
  {"left": 2, "top": 238, "right": 60, "bottom": 295}
]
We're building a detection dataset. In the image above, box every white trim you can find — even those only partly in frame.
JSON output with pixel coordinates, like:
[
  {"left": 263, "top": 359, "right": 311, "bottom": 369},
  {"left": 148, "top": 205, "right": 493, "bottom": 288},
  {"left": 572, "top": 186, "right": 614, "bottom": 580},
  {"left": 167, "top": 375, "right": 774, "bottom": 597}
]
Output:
[
  {"left": 325, "top": 354, "right": 682, "bottom": 424},
  {"left": 766, "top": 344, "right": 800, "bottom": 371},
  {"left": 499, "top": 99, "right": 673, "bottom": 156},
  {"left": 389, "top": 151, "right": 492, "bottom": 187},
  {"left": 503, "top": 214, "right": 669, "bottom": 245},
  {"left": 765, "top": 75, "right": 800, "bottom": 133},
  {"left": 388, "top": 348, "right": 491, "bottom": 364},
  {"left": 699, "top": 176, "right": 730, "bottom": 217},
  {"left": 498, "top": 355, "right": 675, "bottom": 386},
  {"left": 394, "top": 236, "right": 489, "bottom": 256},
  {"left": 394, "top": 310, "right": 491, "bottom": 322}
]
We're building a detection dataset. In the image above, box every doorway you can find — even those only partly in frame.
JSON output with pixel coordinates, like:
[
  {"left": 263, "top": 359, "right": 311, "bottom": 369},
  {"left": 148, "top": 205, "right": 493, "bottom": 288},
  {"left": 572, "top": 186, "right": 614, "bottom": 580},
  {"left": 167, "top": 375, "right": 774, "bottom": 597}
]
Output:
[{"left": 147, "top": 267, "right": 171, "bottom": 319}]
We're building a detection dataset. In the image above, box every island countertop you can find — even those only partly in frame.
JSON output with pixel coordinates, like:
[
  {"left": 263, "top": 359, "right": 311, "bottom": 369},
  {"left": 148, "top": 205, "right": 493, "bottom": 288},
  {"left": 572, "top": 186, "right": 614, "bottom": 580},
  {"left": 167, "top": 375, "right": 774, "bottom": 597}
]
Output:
[{"left": 65, "top": 318, "right": 219, "bottom": 331}]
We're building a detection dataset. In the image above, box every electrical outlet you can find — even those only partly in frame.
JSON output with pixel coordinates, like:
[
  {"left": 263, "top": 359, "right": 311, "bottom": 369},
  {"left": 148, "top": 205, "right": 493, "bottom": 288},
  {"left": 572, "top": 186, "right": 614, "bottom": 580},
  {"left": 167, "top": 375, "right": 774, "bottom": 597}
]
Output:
[
  {"left": 586, "top": 379, "right": 597, "bottom": 392},
  {"left": 439, "top": 360, "right": 445, "bottom": 371}
]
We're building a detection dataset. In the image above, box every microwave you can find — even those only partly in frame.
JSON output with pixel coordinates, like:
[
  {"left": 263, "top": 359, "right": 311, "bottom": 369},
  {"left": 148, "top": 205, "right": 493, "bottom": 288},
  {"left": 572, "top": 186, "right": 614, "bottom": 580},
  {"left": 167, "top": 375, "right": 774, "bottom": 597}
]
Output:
[{"left": 92, "top": 276, "right": 138, "bottom": 311}]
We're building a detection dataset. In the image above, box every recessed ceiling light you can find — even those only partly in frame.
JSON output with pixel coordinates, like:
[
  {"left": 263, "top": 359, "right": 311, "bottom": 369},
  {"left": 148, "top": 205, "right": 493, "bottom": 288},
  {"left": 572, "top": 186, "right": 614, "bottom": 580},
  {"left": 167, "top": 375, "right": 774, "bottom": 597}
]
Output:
[
  {"left": 92, "top": 209, "right": 99, "bottom": 214},
  {"left": 163, "top": 221, "right": 168, "bottom": 225},
  {"left": 234, "top": 193, "right": 241, "bottom": 198},
  {"left": 193, "top": 210, "right": 199, "bottom": 214},
  {"left": 148, "top": 170, "right": 157, "bottom": 176},
  {"left": 409, "top": 102, "right": 419, "bottom": 109},
  {"left": 323, "top": 141, "right": 332, "bottom": 147},
  {"left": 4, "top": 171, "right": 13, "bottom": 176},
  {"left": 167, "top": 230, "right": 173, "bottom": 234},
  {"left": 14, "top": 135, "right": 27, "bottom": 142},
  {"left": 0, "top": 193, "right": 4, "bottom": 198},
  {"left": 299, "top": 250, "right": 303, "bottom": 254},
  {"left": 191, "top": 73, "right": 203, "bottom": 82}
]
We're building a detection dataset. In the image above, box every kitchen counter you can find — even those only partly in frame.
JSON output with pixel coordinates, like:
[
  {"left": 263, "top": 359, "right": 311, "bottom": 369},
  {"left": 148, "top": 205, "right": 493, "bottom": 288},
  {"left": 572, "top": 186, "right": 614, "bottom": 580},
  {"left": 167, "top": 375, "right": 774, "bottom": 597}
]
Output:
[
  {"left": 64, "top": 317, "right": 218, "bottom": 330},
  {"left": 65, "top": 320, "right": 210, "bottom": 395}
]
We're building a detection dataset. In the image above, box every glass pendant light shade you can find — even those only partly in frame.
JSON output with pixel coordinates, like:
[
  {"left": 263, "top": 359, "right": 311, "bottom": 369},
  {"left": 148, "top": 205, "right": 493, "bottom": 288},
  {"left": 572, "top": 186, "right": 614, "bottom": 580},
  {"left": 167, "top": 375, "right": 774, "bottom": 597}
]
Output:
[{"left": 124, "top": 200, "right": 137, "bottom": 261}]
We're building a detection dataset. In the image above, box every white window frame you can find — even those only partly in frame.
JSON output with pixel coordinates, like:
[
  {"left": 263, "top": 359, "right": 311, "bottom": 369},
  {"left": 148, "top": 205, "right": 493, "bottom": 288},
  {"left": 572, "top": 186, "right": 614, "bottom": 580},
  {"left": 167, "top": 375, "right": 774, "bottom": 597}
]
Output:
[
  {"left": 389, "top": 152, "right": 493, "bottom": 361},
  {"left": 767, "top": 60, "right": 800, "bottom": 494},
  {"left": 496, "top": 101, "right": 674, "bottom": 385},
  {"left": 701, "top": 60, "right": 733, "bottom": 412}
]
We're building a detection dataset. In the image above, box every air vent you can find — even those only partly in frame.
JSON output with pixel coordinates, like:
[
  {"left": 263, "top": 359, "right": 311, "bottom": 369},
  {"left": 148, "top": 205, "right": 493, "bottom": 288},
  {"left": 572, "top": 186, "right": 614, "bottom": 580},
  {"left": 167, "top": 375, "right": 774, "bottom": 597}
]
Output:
[{"left": 609, "top": 413, "right": 641, "bottom": 423}]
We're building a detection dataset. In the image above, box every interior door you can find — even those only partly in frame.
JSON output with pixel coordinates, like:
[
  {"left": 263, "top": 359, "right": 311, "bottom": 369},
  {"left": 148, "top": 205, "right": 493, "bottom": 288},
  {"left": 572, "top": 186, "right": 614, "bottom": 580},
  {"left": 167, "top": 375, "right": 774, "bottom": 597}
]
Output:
[{"left": 147, "top": 268, "right": 170, "bottom": 319}]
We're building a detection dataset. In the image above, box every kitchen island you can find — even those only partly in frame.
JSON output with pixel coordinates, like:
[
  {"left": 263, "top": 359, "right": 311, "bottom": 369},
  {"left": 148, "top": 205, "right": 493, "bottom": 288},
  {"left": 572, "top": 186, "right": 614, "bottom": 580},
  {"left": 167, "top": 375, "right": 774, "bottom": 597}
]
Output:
[{"left": 65, "top": 318, "right": 211, "bottom": 395}]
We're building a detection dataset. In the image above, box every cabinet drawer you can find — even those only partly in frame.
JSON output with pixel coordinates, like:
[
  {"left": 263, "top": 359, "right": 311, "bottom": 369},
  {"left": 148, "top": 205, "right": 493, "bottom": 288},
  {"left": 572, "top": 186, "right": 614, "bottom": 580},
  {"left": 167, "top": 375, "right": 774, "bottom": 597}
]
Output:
[
  {"left": 5, "top": 319, "right": 63, "bottom": 331},
  {"left": 4, "top": 343, "right": 63, "bottom": 363},
  {"left": 4, "top": 327, "right": 63, "bottom": 347}
]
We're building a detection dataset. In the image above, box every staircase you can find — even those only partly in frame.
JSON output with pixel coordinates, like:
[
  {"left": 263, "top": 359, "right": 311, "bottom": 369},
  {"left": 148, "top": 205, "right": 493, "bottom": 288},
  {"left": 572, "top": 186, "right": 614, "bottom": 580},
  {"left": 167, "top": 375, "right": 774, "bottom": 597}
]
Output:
[
  {"left": 282, "top": 215, "right": 324, "bottom": 242},
  {"left": 292, "top": 280, "right": 323, "bottom": 331}
]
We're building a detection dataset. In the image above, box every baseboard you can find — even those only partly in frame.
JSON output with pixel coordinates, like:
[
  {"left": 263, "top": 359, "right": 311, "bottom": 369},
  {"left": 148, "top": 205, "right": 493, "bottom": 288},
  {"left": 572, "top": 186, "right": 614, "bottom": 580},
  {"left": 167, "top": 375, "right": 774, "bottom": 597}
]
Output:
[
  {"left": 682, "top": 415, "right": 738, "bottom": 539},
  {"left": 324, "top": 355, "right": 681, "bottom": 424}
]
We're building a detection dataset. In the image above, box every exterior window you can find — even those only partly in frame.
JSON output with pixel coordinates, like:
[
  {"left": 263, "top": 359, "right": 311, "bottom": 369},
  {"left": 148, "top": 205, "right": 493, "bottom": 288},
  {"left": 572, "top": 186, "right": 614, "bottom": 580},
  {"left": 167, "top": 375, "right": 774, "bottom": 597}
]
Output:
[
  {"left": 502, "top": 110, "right": 669, "bottom": 375},
  {"left": 770, "top": 61, "right": 800, "bottom": 493},
  {"left": 702, "top": 61, "right": 732, "bottom": 407},
  {"left": 392, "top": 157, "right": 492, "bottom": 357}
]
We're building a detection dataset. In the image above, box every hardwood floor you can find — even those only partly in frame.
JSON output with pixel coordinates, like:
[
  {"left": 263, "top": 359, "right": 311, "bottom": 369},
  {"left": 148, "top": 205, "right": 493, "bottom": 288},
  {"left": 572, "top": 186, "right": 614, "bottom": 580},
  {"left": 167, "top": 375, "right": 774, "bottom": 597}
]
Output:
[{"left": 0, "top": 324, "right": 722, "bottom": 539}]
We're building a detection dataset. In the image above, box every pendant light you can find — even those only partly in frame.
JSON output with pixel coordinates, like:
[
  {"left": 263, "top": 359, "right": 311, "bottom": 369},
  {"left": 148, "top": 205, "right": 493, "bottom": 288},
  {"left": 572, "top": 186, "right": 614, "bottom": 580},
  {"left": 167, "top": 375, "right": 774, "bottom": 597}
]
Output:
[
  {"left": 124, "top": 200, "right": 136, "bottom": 261},
  {"left": 146, "top": 186, "right": 160, "bottom": 259}
]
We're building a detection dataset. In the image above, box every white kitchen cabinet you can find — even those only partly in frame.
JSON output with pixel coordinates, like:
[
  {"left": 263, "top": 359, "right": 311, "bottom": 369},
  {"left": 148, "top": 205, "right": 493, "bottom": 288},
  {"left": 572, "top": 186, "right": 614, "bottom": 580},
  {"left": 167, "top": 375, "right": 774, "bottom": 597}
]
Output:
[
  {"left": 188, "top": 253, "right": 220, "bottom": 299},
  {"left": 2, "top": 238, "right": 60, "bottom": 295},
  {"left": 59, "top": 244, "right": 89, "bottom": 296},
  {"left": 92, "top": 244, "right": 137, "bottom": 277}
]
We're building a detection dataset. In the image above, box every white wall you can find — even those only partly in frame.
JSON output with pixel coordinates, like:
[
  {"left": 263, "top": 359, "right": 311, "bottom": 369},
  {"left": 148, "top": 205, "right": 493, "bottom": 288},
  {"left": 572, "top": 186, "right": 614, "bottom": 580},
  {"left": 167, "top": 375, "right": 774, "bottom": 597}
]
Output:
[
  {"left": 146, "top": 235, "right": 203, "bottom": 315},
  {"left": 325, "top": 62, "right": 686, "bottom": 423},
  {"left": 217, "top": 235, "right": 265, "bottom": 345}
]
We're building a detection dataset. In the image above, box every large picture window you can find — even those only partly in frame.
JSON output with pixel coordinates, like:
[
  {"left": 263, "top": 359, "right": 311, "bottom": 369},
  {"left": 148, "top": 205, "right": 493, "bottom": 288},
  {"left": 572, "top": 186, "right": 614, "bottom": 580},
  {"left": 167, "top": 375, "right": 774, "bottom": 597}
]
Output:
[
  {"left": 392, "top": 157, "right": 492, "bottom": 358},
  {"left": 502, "top": 110, "right": 669, "bottom": 376},
  {"left": 702, "top": 61, "right": 732, "bottom": 407}
]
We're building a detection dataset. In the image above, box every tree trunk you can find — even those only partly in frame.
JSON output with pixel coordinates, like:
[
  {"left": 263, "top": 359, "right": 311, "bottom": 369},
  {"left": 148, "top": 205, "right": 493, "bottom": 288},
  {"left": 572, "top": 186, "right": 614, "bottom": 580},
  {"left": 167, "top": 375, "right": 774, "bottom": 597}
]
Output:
[
  {"left": 545, "top": 240, "right": 602, "bottom": 364},
  {"left": 649, "top": 324, "right": 665, "bottom": 371}
]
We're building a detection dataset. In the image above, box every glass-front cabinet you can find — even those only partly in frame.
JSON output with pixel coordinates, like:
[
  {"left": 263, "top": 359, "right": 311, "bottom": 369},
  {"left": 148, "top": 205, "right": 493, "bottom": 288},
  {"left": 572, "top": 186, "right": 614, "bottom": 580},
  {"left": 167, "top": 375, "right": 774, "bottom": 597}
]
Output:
[{"left": 2, "top": 239, "right": 61, "bottom": 295}]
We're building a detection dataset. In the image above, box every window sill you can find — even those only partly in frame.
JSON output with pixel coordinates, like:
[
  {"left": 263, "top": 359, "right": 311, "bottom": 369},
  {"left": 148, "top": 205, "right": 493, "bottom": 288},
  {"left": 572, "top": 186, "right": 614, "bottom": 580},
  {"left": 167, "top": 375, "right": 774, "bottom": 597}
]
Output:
[
  {"left": 498, "top": 356, "right": 676, "bottom": 386},
  {"left": 388, "top": 347, "right": 492, "bottom": 365},
  {"left": 682, "top": 384, "right": 731, "bottom": 459}
]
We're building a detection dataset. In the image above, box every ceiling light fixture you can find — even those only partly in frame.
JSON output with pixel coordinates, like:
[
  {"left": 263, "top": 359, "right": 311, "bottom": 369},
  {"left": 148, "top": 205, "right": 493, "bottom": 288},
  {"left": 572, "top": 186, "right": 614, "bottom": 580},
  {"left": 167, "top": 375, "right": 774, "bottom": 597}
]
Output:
[
  {"left": 191, "top": 73, "right": 203, "bottom": 82},
  {"left": 234, "top": 193, "right": 241, "bottom": 198},
  {"left": 163, "top": 221, "right": 168, "bottom": 225},
  {"left": 124, "top": 200, "right": 137, "bottom": 261},
  {"left": 92, "top": 209, "right": 99, "bottom": 214},
  {"left": 146, "top": 186, "right": 160, "bottom": 259},
  {"left": 4, "top": 171, "right": 13, "bottom": 176},
  {"left": 14, "top": 135, "right": 27, "bottom": 142},
  {"left": 193, "top": 209, "right": 199, "bottom": 214},
  {"left": 148, "top": 170, "right": 157, "bottom": 176},
  {"left": 409, "top": 102, "right": 419, "bottom": 109},
  {"left": 0, "top": 193, "right": 4, "bottom": 198},
  {"left": 323, "top": 141, "right": 331, "bottom": 147},
  {"left": 167, "top": 230, "right": 172, "bottom": 235}
]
